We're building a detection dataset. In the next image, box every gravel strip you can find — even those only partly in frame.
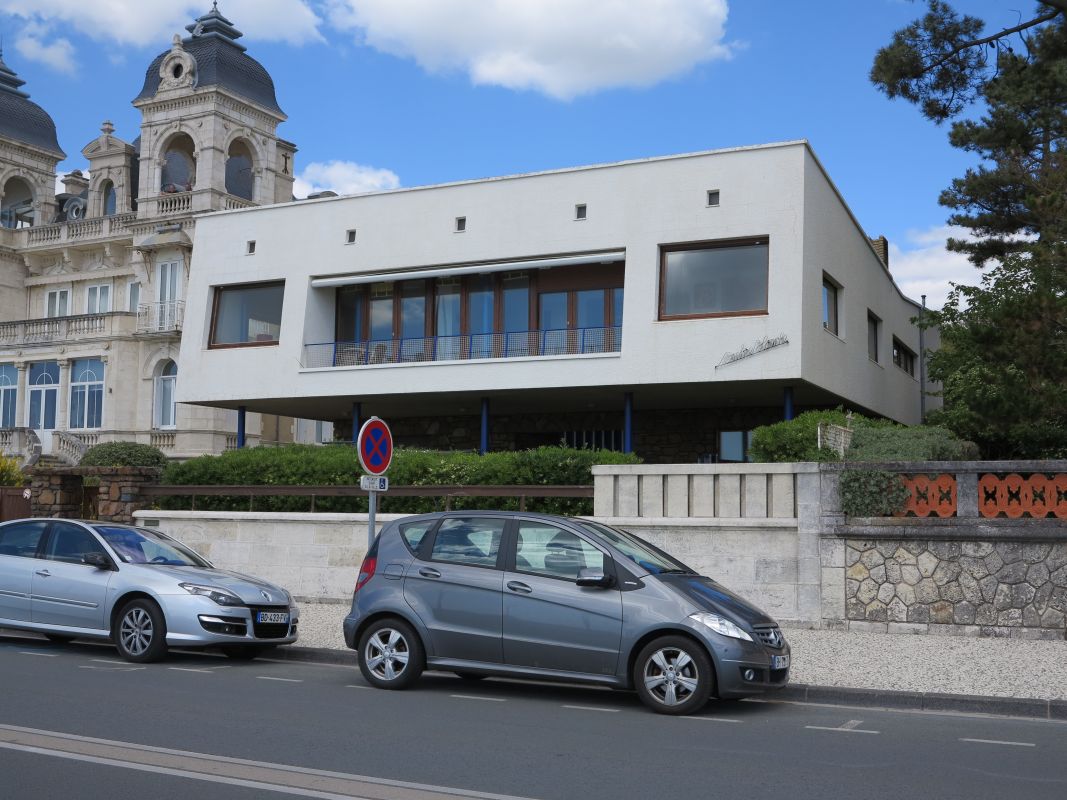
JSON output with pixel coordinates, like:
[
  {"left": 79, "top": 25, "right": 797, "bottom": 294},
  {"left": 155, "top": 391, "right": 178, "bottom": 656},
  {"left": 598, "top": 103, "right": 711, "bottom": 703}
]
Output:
[{"left": 293, "top": 601, "right": 1067, "bottom": 701}]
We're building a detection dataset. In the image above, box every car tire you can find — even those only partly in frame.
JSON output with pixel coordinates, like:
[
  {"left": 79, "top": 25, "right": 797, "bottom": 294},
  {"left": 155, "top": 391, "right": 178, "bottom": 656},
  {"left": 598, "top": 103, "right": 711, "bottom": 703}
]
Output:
[
  {"left": 113, "top": 598, "right": 168, "bottom": 663},
  {"left": 44, "top": 634, "right": 74, "bottom": 644},
  {"left": 634, "top": 635, "right": 714, "bottom": 715},
  {"left": 358, "top": 618, "right": 424, "bottom": 690},
  {"left": 221, "top": 645, "right": 272, "bottom": 661}
]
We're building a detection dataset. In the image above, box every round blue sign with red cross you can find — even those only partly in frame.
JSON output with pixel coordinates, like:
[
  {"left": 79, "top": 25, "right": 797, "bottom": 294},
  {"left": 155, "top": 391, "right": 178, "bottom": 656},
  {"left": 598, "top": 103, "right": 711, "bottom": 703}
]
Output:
[{"left": 357, "top": 417, "right": 393, "bottom": 476}]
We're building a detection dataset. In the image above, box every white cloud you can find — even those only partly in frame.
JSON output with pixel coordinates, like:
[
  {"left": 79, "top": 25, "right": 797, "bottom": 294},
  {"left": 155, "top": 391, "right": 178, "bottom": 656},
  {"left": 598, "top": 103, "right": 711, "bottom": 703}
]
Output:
[
  {"left": 15, "top": 22, "right": 77, "bottom": 74},
  {"left": 0, "top": 1, "right": 322, "bottom": 48},
  {"left": 888, "top": 225, "right": 977, "bottom": 310},
  {"left": 326, "top": 0, "right": 734, "bottom": 100},
  {"left": 293, "top": 160, "right": 400, "bottom": 198}
]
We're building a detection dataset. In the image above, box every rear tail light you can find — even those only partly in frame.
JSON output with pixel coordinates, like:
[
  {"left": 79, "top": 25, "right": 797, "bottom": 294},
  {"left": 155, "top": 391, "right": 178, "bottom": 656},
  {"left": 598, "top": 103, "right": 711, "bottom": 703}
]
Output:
[{"left": 355, "top": 556, "right": 377, "bottom": 593}]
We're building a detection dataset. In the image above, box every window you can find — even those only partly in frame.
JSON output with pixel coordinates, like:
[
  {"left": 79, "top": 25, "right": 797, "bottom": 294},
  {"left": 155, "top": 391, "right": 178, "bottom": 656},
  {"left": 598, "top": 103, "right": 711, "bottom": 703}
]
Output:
[
  {"left": 44, "top": 523, "right": 108, "bottom": 565},
  {"left": 127, "top": 281, "right": 141, "bottom": 313},
  {"left": 822, "top": 276, "right": 839, "bottom": 335},
  {"left": 514, "top": 522, "right": 605, "bottom": 580},
  {"left": 346, "top": 229, "right": 357, "bottom": 244},
  {"left": 161, "top": 134, "right": 196, "bottom": 192},
  {"left": 430, "top": 517, "right": 505, "bottom": 568},
  {"left": 246, "top": 240, "right": 256, "bottom": 255},
  {"left": 563, "top": 430, "right": 622, "bottom": 450},
  {"left": 867, "top": 312, "right": 881, "bottom": 362},
  {"left": 0, "top": 520, "right": 48, "bottom": 558},
  {"left": 154, "top": 360, "right": 177, "bottom": 429},
  {"left": 719, "top": 430, "right": 753, "bottom": 463},
  {"left": 706, "top": 190, "right": 720, "bottom": 206},
  {"left": 69, "top": 358, "right": 104, "bottom": 429},
  {"left": 46, "top": 289, "right": 69, "bottom": 318},
  {"left": 210, "top": 281, "right": 284, "bottom": 347},
  {"left": 101, "top": 180, "right": 117, "bottom": 216},
  {"left": 893, "top": 337, "right": 916, "bottom": 376},
  {"left": 455, "top": 216, "right": 466, "bottom": 233},
  {"left": 225, "top": 140, "right": 254, "bottom": 201},
  {"left": 86, "top": 284, "right": 111, "bottom": 314},
  {"left": 659, "top": 239, "right": 768, "bottom": 319},
  {"left": 27, "top": 361, "right": 58, "bottom": 431},
  {"left": 575, "top": 204, "right": 587, "bottom": 220},
  {"left": 1, "top": 176, "right": 34, "bottom": 229},
  {"left": 0, "top": 364, "right": 16, "bottom": 428},
  {"left": 399, "top": 520, "right": 434, "bottom": 554}
]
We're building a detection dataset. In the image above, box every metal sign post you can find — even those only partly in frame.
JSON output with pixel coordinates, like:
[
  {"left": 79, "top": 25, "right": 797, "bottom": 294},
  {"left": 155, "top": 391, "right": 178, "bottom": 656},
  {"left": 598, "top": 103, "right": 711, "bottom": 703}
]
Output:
[{"left": 357, "top": 417, "right": 393, "bottom": 549}]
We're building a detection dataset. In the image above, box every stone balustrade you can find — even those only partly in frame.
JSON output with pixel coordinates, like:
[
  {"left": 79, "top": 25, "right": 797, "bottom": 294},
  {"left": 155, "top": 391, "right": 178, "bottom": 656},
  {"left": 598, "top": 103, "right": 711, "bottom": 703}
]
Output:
[{"left": 0, "top": 312, "right": 137, "bottom": 345}]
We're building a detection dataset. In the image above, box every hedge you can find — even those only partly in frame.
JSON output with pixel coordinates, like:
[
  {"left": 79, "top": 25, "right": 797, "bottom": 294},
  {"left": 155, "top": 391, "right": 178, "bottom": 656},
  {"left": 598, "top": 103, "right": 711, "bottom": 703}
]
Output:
[
  {"left": 156, "top": 445, "right": 640, "bottom": 515},
  {"left": 748, "top": 409, "right": 896, "bottom": 463},
  {"left": 0, "top": 455, "right": 24, "bottom": 487},
  {"left": 80, "top": 442, "right": 168, "bottom": 469}
]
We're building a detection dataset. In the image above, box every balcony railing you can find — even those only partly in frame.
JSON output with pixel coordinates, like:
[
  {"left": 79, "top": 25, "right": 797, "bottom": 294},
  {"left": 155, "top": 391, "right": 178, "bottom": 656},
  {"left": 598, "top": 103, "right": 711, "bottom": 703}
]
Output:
[
  {"left": 21, "top": 212, "right": 136, "bottom": 248},
  {"left": 137, "top": 301, "right": 185, "bottom": 332},
  {"left": 0, "top": 312, "right": 137, "bottom": 346},
  {"left": 303, "top": 326, "right": 622, "bottom": 368}
]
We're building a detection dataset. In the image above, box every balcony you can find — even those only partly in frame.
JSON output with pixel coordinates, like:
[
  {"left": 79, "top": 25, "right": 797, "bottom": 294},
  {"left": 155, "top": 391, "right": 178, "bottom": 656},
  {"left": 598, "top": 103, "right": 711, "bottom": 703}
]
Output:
[
  {"left": 303, "top": 326, "right": 622, "bottom": 369},
  {"left": 0, "top": 312, "right": 137, "bottom": 347},
  {"left": 15, "top": 212, "right": 137, "bottom": 251},
  {"left": 137, "top": 301, "right": 185, "bottom": 333},
  {"left": 138, "top": 189, "right": 257, "bottom": 219}
]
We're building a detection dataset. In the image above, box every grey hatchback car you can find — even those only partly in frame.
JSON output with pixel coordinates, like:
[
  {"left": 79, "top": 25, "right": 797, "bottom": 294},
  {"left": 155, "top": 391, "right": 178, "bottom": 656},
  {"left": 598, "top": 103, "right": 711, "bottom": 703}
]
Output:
[{"left": 343, "top": 512, "right": 789, "bottom": 715}]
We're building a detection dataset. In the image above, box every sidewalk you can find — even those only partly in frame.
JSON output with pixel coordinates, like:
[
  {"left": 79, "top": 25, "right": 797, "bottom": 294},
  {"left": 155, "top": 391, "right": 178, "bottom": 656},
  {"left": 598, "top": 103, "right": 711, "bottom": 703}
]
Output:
[{"left": 293, "top": 600, "right": 1067, "bottom": 713}]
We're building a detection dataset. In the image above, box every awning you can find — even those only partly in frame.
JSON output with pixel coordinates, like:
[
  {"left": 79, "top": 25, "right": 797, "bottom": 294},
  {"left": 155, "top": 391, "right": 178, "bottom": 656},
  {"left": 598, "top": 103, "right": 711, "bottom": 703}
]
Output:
[{"left": 309, "top": 250, "right": 626, "bottom": 289}]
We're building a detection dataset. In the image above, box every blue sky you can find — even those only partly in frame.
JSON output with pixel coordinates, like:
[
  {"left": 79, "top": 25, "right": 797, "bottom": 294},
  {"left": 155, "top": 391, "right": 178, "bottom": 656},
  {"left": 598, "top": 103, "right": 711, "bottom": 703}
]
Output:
[{"left": 0, "top": 0, "right": 1016, "bottom": 307}]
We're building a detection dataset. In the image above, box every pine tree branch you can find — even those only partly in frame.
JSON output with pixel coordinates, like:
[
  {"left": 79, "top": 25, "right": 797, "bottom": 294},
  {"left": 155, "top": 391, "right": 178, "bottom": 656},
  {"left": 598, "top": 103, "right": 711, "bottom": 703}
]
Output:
[{"left": 924, "top": 7, "right": 1062, "bottom": 74}]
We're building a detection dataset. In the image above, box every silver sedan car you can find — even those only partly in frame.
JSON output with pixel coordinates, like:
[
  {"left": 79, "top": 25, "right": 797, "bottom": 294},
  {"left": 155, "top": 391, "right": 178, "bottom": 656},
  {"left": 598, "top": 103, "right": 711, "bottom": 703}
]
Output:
[{"left": 0, "top": 518, "right": 298, "bottom": 662}]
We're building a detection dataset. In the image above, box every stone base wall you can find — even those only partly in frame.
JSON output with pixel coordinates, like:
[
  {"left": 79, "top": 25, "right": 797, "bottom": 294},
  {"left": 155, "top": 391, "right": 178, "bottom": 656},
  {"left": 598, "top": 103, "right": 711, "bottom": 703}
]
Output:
[
  {"left": 29, "top": 466, "right": 162, "bottom": 522},
  {"left": 833, "top": 538, "right": 1067, "bottom": 640}
]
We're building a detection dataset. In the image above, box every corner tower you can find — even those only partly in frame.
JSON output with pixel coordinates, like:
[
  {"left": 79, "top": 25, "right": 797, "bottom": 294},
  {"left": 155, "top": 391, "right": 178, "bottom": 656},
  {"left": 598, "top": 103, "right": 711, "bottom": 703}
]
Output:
[{"left": 132, "top": 3, "right": 297, "bottom": 218}]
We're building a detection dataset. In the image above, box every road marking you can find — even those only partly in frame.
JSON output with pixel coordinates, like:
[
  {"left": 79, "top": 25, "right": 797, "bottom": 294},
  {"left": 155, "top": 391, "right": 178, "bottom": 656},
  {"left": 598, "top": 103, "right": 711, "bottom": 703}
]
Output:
[
  {"left": 681, "top": 716, "right": 741, "bottom": 723},
  {"left": 562, "top": 705, "right": 619, "bottom": 713},
  {"left": 256, "top": 676, "right": 303, "bottom": 683},
  {"left": 169, "top": 667, "right": 214, "bottom": 674},
  {"left": 90, "top": 659, "right": 130, "bottom": 665},
  {"left": 450, "top": 694, "right": 506, "bottom": 702},
  {"left": 960, "top": 738, "right": 1036, "bottom": 747},
  {"left": 18, "top": 650, "right": 58, "bottom": 657},
  {"left": 344, "top": 684, "right": 372, "bottom": 690},
  {"left": 806, "top": 719, "right": 879, "bottom": 734},
  {"left": 0, "top": 722, "right": 541, "bottom": 800}
]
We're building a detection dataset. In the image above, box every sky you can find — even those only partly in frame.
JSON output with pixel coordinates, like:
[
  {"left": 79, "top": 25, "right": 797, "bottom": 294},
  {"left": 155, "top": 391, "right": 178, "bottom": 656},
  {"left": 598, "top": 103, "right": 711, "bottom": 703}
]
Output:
[{"left": 0, "top": 0, "right": 1019, "bottom": 308}]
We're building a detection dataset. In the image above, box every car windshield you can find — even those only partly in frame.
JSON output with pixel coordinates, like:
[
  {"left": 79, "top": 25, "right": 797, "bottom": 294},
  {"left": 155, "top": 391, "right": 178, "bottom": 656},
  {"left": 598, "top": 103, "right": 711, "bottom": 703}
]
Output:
[
  {"left": 576, "top": 520, "right": 695, "bottom": 575},
  {"left": 94, "top": 526, "right": 209, "bottom": 567}
]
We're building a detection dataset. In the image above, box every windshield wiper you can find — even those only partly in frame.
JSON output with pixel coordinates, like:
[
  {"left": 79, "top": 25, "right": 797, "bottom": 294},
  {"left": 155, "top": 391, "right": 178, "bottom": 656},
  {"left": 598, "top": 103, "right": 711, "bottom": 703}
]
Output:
[{"left": 657, "top": 568, "right": 697, "bottom": 575}]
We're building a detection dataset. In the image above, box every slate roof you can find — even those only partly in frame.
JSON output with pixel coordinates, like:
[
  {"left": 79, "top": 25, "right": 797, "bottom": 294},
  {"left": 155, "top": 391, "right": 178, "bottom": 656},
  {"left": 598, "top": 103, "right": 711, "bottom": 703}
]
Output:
[
  {"left": 0, "top": 51, "right": 66, "bottom": 159},
  {"left": 134, "top": 5, "right": 283, "bottom": 116}
]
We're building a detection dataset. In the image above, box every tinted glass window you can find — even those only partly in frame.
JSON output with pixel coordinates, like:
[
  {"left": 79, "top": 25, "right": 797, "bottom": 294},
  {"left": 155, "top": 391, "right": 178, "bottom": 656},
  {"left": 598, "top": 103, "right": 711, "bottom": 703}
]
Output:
[
  {"left": 211, "top": 282, "right": 284, "bottom": 346},
  {"left": 661, "top": 242, "right": 768, "bottom": 318},
  {"left": 576, "top": 520, "right": 693, "bottom": 575},
  {"left": 44, "top": 523, "right": 108, "bottom": 564},
  {"left": 399, "top": 520, "right": 434, "bottom": 554},
  {"left": 0, "top": 520, "right": 48, "bottom": 558},
  {"left": 94, "top": 526, "right": 209, "bottom": 567},
  {"left": 430, "top": 517, "right": 505, "bottom": 568},
  {"left": 515, "top": 523, "right": 605, "bottom": 580}
]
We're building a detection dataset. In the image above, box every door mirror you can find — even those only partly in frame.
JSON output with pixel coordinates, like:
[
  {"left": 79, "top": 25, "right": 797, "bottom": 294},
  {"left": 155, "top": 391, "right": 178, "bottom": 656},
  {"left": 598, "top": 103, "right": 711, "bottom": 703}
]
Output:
[
  {"left": 576, "top": 567, "right": 612, "bottom": 588},
  {"left": 82, "top": 552, "right": 113, "bottom": 570}
]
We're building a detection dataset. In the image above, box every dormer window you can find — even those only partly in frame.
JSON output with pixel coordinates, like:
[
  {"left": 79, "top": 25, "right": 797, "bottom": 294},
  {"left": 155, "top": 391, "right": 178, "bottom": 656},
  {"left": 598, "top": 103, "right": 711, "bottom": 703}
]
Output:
[{"left": 101, "top": 180, "right": 117, "bottom": 216}]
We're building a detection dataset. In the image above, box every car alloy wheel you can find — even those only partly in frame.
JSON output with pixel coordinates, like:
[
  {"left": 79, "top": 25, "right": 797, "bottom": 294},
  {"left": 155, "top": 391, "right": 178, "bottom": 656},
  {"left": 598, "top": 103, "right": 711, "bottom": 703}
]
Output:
[
  {"left": 365, "top": 628, "right": 410, "bottom": 681},
  {"left": 121, "top": 608, "right": 154, "bottom": 657},
  {"left": 357, "top": 618, "right": 424, "bottom": 690},
  {"left": 113, "top": 599, "right": 168, "bottom": 663},
  {"left": 644, "top": 647, "right": 699, "bottom": 706},
  {"left": 634, "top": 635, "right": 713, "bottom": 715}
]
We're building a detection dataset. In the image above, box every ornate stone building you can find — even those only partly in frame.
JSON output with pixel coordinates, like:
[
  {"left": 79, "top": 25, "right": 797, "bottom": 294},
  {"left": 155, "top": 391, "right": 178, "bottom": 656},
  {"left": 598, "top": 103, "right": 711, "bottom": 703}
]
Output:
[{"left": 0, "top": 5, "right": 320, "bottom": 465}]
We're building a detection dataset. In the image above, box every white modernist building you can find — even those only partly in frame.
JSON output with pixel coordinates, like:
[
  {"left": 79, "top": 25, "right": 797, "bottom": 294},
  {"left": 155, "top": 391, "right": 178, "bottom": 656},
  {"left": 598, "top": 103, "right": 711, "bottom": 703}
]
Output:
[{"left": 177, "top": 140, "right": 938, "bottom": 463}]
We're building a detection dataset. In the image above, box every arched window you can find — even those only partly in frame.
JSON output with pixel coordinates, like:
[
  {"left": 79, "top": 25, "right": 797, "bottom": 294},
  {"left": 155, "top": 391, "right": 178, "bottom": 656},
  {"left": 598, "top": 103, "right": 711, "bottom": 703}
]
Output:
[
  {"left": 154, "top": 360, "right": 177, "bottom": 429},
  {"left": 160, "top": 134, "right": 196, "bottom": 193},
  {"left": 1, "top": 177, "right": 34, "bottom": 229},
  {"left": 0, "top": 364, "right": 17, "bottom": 428},
  {"left": 69, "top": 358, "right": 105, "bottom": 430},
  {"left": 225, "top": 139, "right": 254, "bottom": 200},
  {"left": 101, "top": 180, "right": 117, "bottom": 216}
]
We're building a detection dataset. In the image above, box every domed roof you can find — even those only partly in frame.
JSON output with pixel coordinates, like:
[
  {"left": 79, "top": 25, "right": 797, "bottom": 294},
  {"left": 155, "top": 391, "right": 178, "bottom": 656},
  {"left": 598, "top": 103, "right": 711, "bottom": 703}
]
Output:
[
  {"left": 134, "top": 4, "right": 284, "bottom": 116},
  {"left": 0, "top": 50, "right": 66, "bottom": 158}
]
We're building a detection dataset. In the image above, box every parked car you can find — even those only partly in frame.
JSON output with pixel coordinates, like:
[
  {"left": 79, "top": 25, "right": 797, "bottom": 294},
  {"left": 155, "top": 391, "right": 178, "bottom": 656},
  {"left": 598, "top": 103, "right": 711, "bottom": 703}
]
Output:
[
  {"left": 0, "top": 518, "right": 298, "bottom": 663},
  {"left": 343, "top": 511, "right": 789, "bottom": 715}
]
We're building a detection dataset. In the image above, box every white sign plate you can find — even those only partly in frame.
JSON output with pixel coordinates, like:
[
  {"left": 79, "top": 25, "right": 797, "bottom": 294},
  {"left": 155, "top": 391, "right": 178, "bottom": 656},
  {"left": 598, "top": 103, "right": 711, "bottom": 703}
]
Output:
[{"left": 360, "top": 475, "right": 389, "bottom": 492}]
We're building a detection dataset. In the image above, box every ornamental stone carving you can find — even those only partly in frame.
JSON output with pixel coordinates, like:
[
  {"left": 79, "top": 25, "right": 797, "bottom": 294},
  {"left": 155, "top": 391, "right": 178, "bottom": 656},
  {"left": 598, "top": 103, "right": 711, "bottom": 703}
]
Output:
[{"left": 157, "top": 36, "right": 198, "bottom": 93}]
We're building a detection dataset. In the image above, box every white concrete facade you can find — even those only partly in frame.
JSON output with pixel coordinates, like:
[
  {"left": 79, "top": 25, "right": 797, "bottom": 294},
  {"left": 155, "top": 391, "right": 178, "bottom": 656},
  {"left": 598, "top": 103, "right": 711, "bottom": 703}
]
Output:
[{"left": 177, "top": 140, "right": 935, "bottom": 461}]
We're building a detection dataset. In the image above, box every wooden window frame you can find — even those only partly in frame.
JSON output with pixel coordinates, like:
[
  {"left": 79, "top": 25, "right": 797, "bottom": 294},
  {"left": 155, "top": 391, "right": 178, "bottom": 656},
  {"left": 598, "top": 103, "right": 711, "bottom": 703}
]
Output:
[
  {"left": 208, "top": 280, "right": 285, "bottom": 350},
  {"left": 657, "top": 237, "right": 769, "bottom": 321}
]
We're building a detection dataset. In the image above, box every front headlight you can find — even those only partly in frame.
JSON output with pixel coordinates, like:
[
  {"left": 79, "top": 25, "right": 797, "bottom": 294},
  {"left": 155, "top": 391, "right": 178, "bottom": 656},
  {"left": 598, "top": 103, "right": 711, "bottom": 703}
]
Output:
[
  {"left": 179, "top": 583, "right": 242, "bottom": 606},
  {"left": 689, "top": 612, "right": 753, "bottom": 641}
]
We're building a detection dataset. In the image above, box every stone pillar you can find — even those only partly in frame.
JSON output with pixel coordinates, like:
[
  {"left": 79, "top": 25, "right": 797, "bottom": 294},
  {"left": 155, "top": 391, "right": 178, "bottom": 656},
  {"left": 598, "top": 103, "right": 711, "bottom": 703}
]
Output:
[
  {"left": 14, "top": 361, "right": 27, "bottom": 428},
  {"left": 57, "top": 358, "right": 71, "bottom": 430},
  {"left": 29, "top": 469, "right": 82, "bottom": 518},
  {"left": 96, "top": 467, "right": 163, "bottom": 523},
  {"left": 796, "top": 466, "right": 830, "bottom": 626}
]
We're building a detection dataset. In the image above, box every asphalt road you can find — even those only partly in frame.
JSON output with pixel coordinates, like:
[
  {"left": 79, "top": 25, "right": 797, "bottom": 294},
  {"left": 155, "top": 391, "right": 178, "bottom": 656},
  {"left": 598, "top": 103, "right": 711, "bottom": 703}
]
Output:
[{"left": 1, "top": 633, "right": 1065, "bottom": 800}]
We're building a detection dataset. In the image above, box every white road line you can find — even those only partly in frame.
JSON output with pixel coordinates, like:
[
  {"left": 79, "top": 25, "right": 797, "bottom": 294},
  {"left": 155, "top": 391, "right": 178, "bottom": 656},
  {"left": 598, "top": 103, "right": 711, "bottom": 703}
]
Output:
[
  {"left": 18, "top": 651, "right": 58, "bottom": 657},
  {"left": 562, "top": 705, "right": 619, "bottom": 713},
  {"left": 450, "top": 694, "right": 506, "bottom": 702},
  {"left": 169, "top": 667, "right": 214, "bottom": 674},
  {"left": 344, "top": 684, "right": 371, "bottom": 690},
  {"left": 256, "top": 676, "right": 303, "bottom": 683},
  {"left": 805, "top": 723, "right": 880, "bottom": 734},
  {"left": 681, "top": 716, "right": 741, "bottom": 723},
  {"left": 90, "top": 659, "right": 130, "bottom": 665},
  {"left": 960, "top": 738, "right": 1036, "bottom": 747}
]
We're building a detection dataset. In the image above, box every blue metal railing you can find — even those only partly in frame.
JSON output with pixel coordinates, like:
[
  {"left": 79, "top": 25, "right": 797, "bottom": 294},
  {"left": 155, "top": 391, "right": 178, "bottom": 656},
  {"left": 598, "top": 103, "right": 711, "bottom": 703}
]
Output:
[{"left": 303, "top": 326, "right": 622, "bottom": 368}]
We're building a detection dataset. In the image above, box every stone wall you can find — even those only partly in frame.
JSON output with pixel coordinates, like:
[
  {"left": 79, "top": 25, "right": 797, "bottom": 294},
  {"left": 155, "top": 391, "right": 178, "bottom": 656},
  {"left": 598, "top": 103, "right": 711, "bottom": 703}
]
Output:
[{"left": 29, "top": 466, "right": 162, "bottom": 522}]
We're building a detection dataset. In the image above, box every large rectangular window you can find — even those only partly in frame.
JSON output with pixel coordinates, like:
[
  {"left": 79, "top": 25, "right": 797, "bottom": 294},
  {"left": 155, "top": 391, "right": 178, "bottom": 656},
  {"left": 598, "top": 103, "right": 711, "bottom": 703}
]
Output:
[
  {"left": 86, "top": 284, "right": 111, "bottom": 315},
  {"left": 69, "top": 358, "right": 104, "bottom": 429},
  {"left": 660, "top": 239, "right": 768, "bottom": 319},
  {"left": 893, "top": 337, "right": 916, "bottom": 376},
  {"left": 46, "top": 289, "right": 69, "bottom": 318},
  {"left": 0, "top": 364, "right": 16, "bottom": 428},
  {"left": 210, "top": 282, "right": 284, "bottom": 347}
]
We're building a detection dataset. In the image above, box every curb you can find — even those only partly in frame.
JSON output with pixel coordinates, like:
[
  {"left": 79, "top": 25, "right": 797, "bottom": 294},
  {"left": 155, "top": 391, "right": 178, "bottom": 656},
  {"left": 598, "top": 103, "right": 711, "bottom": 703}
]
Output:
[{"left": 271, "top": 645, "right": 1067, "bottom": 721}]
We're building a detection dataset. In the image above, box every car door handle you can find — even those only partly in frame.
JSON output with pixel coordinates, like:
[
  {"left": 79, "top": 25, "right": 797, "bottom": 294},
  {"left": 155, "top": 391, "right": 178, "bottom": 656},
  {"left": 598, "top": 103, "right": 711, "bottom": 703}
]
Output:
[
  {"left": 418, "top": 567, "right": 441, "bottom": 579},
  {"left": 506, "top": 581, "right": 532, "bottom": 594},
  {"left": 34, "top": 570, "right": 51, "bottom": 577}
]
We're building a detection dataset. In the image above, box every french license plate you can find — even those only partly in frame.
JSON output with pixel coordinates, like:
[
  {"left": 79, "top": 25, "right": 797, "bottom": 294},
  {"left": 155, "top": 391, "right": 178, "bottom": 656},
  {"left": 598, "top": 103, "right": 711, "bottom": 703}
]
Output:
[
  {"left": 257, "top": 611, "right": 289, "bottom": 624},
  {"left": 771, "top": 654, "right": 790, "bottom": 670}
]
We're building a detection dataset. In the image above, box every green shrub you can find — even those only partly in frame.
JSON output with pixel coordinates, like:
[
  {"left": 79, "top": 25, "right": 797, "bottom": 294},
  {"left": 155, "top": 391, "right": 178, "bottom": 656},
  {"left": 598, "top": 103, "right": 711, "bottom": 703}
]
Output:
[
  {"left": 749, "top": 409, "right": 894, "bottom": 463},
  {"left": 80, "top": 441, "right": 168, "bottom": 469},
  {"left": 0, "top": 455, "right": 24, "bottom": 486},
  {"left": 839, "top": 469, "right": 910, "bottom": 517},
  {"left": 157, "top": 445, "right": 640, "bottom": 515},
  {"left": 845, "top": 425, "right": 979, "bottom": 462}
]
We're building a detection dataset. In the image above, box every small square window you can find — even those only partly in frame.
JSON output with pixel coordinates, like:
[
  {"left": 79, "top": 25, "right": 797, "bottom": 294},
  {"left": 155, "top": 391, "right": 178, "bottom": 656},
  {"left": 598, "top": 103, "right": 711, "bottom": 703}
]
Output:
[
  {"left": 345, "top": 229, "right": 357, "bottom": 244},
  {"left": 455, "top": 216, "right": 467, "bottom": 233},
  {"left": 706, "top": 190, "right": 720, "bottom": 207},
  {"left": 246, "top": 240, "right": 256, "bottom": 255},
  {"left": 575, "top": 204, "right": 587, "bottom": 220}
]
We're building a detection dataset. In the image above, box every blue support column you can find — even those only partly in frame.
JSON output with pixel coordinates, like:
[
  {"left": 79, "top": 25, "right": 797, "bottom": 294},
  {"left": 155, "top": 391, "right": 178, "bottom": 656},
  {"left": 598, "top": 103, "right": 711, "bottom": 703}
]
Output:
[
  {"left": 623, "top": 392, "right": 634, "bottom": 454},
  {"left": 351, "top": 402, "right": 361, "bottom": 444},
  {"left": 479, "top": 397, "right": 490, "bottom": 455},
  {"left": 237, "top": 405, "right": 247, "bottom": 448},
  {"left": 783, "top": 386, "right": 795, "bottom": 421}
]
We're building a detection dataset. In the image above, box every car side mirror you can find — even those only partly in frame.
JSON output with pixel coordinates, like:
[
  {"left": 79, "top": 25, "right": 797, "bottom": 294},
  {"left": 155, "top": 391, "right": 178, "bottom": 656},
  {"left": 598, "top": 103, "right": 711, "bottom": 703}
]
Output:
[
  {"left": 576, "top": 567, "right": 612, "bottom": 588},
  {"left": 82, "top": 552, "right": 113, "bottom": 570}
]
